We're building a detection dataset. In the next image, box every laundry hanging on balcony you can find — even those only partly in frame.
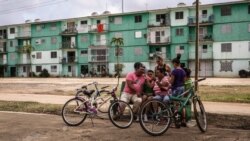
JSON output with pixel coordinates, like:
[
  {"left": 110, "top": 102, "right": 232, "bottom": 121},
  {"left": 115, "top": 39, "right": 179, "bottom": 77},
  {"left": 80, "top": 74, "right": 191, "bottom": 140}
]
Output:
[{"left": 97, "top": 24, "right": 104, "bottom": 33}]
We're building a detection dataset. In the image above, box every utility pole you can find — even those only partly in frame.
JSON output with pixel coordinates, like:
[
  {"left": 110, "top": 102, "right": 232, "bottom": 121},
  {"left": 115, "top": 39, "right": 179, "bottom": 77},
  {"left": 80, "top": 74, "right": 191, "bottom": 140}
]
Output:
[{"left": 195, "top": 0, "right": 200, "bottom": 91}]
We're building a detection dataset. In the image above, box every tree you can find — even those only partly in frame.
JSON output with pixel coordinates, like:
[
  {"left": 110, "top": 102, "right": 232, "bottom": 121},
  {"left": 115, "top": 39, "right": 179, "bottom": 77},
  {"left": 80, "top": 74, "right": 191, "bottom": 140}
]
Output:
[{"left": 110, "top": 37, "right": 124, "bottom": 77}]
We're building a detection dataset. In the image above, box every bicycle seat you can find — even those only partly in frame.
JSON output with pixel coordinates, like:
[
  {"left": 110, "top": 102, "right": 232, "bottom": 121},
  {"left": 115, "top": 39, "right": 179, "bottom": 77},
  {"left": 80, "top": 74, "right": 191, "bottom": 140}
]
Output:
[{"left": 83, "top": 90, "right": 95, "bottom": 97}]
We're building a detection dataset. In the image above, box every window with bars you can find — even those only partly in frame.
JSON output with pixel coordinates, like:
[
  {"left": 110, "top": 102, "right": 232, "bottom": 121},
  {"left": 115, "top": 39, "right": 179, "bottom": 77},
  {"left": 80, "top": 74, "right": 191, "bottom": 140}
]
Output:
[
  {"left": 156, "top": 14, "right": 166, "bottom": 23},
  {"left": 176, "top": 28, "right": 184, "bottom": 36},
  {"left": 51, "top": 52, "right": 57, "bottom": 58},
  {"left": 50, "top": 23, "right": 57, "bottom": 30},
  {"left": 175, "top": 12, "right": 184, "bottom": 19},
  {"left": 81, "top": 20, "right": 88, "bottom": 25},
  {"left": 51, "top": 37, "right": 57, "bottom": 44},
  {"left": 36, "top": 66, "right": 42, "bottom": 72},
  {"left": 155, "top": 31, "right": 161, "bottom": 43},
  {"left": 202, "top": 45, "right": 208, "bottom": 53},
  {"left": 36, "top": 52, "right": 42, "bottom": 59},
  {"left": 135, "top": 15, "right": 142, "bottom": 23},
  {"left": 81, "top": 49, "right": 88, "bottom": 55},
  {"left": 51, "top": 65, "right": 57, "bottom": 72},
  {"left": 10, "top": 28, "right": 15, "bottom": 34},
  {"left": 221, "top": 6, "right": 231, "bottom": 16},
  {"left": 221, "top": 43, "right": 232, "bottom": 52}
]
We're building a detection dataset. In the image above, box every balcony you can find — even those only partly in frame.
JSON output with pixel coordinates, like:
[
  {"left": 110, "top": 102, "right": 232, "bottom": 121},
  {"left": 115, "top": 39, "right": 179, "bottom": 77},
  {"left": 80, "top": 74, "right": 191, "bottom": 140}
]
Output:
[
  {"left": 0, "top": 33, "right": 7, "bottom": 40},
  {"left": 16, "top": 31, "right": 31, "bottom": 39},
  {"left": 0, "top": 47, "right": 7, "bottom": 54},
  {"left": 61, "top": 56, "right": 77, "bottom": 64},
  {"left": 188, "top": 34, "right": 213, "bottom": 42},
  {"left": 0, "top": 58, "right": 7, "bottom": 65},
  {"left": 188, "top": 15, "right": 214, "bottom": 26},
  {"left": 147, "top": 19, "right": 170, "bottom": 27},
  {"left": 88, "top": 24, "right": 109, "bottom": 33},
  {"left": 61, "top": 42, "right": 77, "bottom": 49},
  {"left": 61, "top": 28, "right": 78, "bottom": 36},
  {"left": 148, "top": 37, "right": 171, "bottom": 45},
  {"left": 16, "top": 45, "right": 33, "bottom": 53},
  {"left": 189, "top": 51, "right": 213, "bottom": 60}
]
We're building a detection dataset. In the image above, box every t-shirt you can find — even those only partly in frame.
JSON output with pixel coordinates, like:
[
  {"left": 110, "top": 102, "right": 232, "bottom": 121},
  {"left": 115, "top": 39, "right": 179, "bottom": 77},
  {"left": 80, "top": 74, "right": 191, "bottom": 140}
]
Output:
[
  {"left": 185, "top": 79, "right": 192, "bottom": 90},
  {"left": 123, "top": 72, "right": 145, "bottom": 94},
  {"left": 143, "top": 76, "right": 154, "bottom": 95},
  {"left": 153, "top": 76, "right": 170, "bottom": 96},
  {"left": 171, "top": 68, "right": 186, "bottom": 90}
]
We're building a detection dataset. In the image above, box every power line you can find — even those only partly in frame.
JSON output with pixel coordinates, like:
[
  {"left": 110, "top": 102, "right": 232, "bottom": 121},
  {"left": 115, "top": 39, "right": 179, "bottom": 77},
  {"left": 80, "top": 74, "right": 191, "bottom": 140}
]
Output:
[{"left": 0, "top": 0, "right": 68, "bottom": 15}]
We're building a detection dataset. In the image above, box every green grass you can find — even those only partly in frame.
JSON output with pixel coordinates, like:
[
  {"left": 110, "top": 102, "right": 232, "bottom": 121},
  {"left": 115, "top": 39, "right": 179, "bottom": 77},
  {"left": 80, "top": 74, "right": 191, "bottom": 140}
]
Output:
[
  {"left": 0, "top": 101, "right": 62, "bottom": 115},
  {"left": 199, "top": 85, "right": 250, "bottom": 103}
]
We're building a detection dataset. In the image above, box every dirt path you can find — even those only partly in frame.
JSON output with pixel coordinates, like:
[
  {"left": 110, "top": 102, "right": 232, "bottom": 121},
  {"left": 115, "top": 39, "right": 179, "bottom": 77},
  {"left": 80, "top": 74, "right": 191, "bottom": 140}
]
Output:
[{"left": 0, "top": 112, "right": 249, "bottom": 141}]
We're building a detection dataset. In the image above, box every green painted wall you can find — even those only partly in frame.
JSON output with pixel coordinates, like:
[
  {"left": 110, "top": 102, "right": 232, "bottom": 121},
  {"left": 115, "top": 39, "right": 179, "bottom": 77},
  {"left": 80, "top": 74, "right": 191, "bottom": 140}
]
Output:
[
  {"left": 213, "top": 22, "right": 250, "bottom": 42},
  {"left": 109, "top": 13, "right": 149, "bottom": 31},
  {"left": 213, "top": 3, "right": 250, "bottom": 24},
  {"left": 77, "top": 34, "right": 91, "bottom": 48},
  {"left": 31, "top": 22, "right": 62, "bottom": 37},
  {"left": 171, "top": 26, "right": 189, "bottom": 44},
  {"left": 32, "top": 36, "right": 62, "bottom": 51}
]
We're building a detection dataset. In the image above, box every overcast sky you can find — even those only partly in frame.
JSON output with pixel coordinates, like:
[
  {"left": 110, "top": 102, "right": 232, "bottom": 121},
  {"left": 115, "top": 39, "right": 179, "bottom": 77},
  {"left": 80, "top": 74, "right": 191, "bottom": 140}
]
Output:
[{"left": 0, "top": 0, "right": 241, "bottom": 26}]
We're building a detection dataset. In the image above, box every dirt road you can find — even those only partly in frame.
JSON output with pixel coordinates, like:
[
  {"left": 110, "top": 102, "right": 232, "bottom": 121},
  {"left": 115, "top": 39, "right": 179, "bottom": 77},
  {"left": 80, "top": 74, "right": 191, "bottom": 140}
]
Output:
[{"left": 0, "top": 112, "right": 249, "bottom": 141}]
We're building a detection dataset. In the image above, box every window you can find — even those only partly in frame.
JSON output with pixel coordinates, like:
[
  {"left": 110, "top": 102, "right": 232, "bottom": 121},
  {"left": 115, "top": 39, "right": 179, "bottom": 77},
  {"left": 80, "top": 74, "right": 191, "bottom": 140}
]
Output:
[
  {"left": 155, "top": 31, "right": 161, "bottom": 43},
  {"left": 10, "top": 28, "right": 15, "bottom": 34},
  {"left": 68, "top": 66, "right": 72, "bottom": 72},
  {"left": 81, "top": 35, "right": 88, "bottom": 42},
  {"left": 221, "top": 24, "right": 231, "bottom": 33},
  {"left": 80, "top": 20, "right": 88, "bottom": 25},
  {"left": 36, "top": 52, "right": 42, "bottom": 59},
  {"left": 221, "top": 43, "right": 232, "bottom": 52},
  {"left": 221, "top": 6, "right": 231, "bottom": 16},
  {"left": 180, "top": 46, "right": 184, "bottom": 50},
  {"left": 175, "top": 12, "right": 184, "bottom": 19},
  {"left": 248, "top": 5, "right": 250, "bottom": 14},
  {"left": 80, "top": 49, "right": 88, "bottom": 55},
  {"left": 249, "top": 42, "right": 250, "bottom": 52},
  {"left": 115, "top": 48, "right": 123, "bottom": 56},
  {"left": 202, "top": 10, "right": 207, "bottom": 18},
  {"left": 202, "top": 45, "right": 208, "bottom": 53},
  {"left": 97, "top": 20, "right": 101, "bottom": 24},
  {"left": 248, "top": 24, "right": 250, "bottom": 32},
  {"left": 135, "top": 31, "right": 142, "bottom": 38},
  {"left": 51, "top": 65, "right": 57, "bottom": 72},
  {"left": 23, "top": 66, "right": 26, "bottom": 73},
  {"left": 176, "top": 28, "right": 184, "bottom": 36},
  {"left": 36, "top": 66, "right": 42, "bottom": 72},
  {"left": 134, "top": 47, "right": 142, "bottom": 55},
  {"left": 156, "top": 14, "right": 166, "bottom": 24},
  {"left": 115, "top": 32, "right": 122, "bottom": 38},
  {"left": 51, "top": 37, "right": 57, "bottom": 44},
  {"left": 50, "top": 23, "right": 57, "bottom": 30},
  {"left": 220, "top": 61, "right": 233, "bottom": 72},
  {"left": 175, "top": 46, "right": 184, "bottom": 54},
  {"left": 36, "top": 24, "right": 45, "bottom": 31},
  {"left": 51, "top": 52, "right": 57, "bottom": 58},
  {"left": 41, "top": 39, "right": 46, "bottom": 44},
  {"left": 10, "top": 41, "right": 13, "bottom": 47},
  {"left": 114, "top": 17, "right": 122, "bottom": 24},
  {"left": 135, "top": 15, "right": 142, "bottom": 23}
]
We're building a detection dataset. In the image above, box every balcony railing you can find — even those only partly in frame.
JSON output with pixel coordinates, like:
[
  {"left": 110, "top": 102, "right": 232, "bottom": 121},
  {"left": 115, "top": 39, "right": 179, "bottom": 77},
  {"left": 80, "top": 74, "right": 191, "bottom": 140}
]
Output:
[
  {"left": 61, "top": 56, "right": 77, "bottom": 64},
  {"left": 16, "top": 45, "right": 33, "bottom": 53},
  {"left": 16, "top": 31, "right": 31, "bottom": 38},
  {"left": 147, "top": 19, "right": 171, "bottom": 27},
  {"left": 188, "top": 15, "right": 214, "bottom": 26},
  {"left": 148, "top": 36, "right": 171, "bottom": 45},
  {"left": 88, "top": 24, "right": 109, "bottom": 33},
  {"left": 88, "top": 48, "right": 108, "bottom": 62},
  {"left": 61, "top": 27, "right": 78, "bottom": 35},
  {"left": 189, "top": 51, "right": 213, "bottom": 60},
  {"left": 0, "top": 58, "right": 7, "bottom": 65},
  {"left": 61, "top": 42, "right": 77, "bottom": 49},
  {"left": 189, "top": 34, "right": 213, "bottom": 42}
]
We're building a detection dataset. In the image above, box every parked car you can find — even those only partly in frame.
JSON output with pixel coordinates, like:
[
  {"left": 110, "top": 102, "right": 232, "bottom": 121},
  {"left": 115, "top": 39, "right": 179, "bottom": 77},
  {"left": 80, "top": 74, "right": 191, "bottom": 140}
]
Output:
[{"left": 238, "top": 69, "right": 250, "bottom": 78}]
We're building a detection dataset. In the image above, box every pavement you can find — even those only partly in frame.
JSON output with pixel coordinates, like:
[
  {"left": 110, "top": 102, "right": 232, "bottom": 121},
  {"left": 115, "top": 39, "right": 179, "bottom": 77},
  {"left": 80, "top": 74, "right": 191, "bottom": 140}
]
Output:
[{"left": 0, "top": 93, "right": 250, "bottom": 116}]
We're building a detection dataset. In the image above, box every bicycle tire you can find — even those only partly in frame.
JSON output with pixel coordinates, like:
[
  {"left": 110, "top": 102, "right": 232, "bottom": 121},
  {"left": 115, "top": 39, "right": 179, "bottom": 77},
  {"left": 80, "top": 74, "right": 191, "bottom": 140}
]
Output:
[
  {"left": 139, "top": 100, "right": 172, "bottom": 136},
  {"left": 193, "top": 98, "right": 207, "bottom": 132},
  {"left": 62, "top": 98, "right": 88, "bottom": 126},
  {"left": 108, "top": 100, "right": 133, "bottom": 129}
]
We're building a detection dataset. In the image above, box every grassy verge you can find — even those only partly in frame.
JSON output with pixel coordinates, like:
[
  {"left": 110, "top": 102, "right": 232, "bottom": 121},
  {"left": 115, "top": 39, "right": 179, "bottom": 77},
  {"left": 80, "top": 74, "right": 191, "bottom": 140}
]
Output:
[
  {"left": 199, "top": 85, "right": 250, "bottom": 103},
  {"left": 0, "top": 100, "right": 250, "bottom": 130}
]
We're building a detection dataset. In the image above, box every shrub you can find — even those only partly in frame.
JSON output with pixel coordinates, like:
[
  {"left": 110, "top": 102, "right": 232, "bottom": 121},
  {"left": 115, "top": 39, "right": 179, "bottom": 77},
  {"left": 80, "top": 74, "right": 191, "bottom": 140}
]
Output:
[{"left": 39, "top": 69, "right": 50, "bottom": 77}]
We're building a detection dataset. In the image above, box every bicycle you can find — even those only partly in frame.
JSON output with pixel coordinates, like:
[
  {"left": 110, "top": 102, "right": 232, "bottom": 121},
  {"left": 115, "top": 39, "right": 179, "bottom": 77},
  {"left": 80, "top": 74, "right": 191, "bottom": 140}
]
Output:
[
  {"left": 139, "top": 78, "right": 207, "bottom": 136},
  {"left": 61, "top": 81, "right": 133, "bottom": 129}
]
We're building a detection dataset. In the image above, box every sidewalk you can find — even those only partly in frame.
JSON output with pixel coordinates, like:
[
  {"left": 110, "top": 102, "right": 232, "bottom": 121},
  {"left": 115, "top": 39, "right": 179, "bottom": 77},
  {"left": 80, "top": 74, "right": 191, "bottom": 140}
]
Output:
[{"left": 1, "top": 93, "right": 250, "bottom": 116}]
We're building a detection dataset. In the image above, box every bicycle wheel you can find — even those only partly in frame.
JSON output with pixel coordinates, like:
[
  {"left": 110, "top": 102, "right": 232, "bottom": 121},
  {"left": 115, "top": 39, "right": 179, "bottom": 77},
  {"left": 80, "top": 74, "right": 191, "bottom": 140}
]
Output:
[
  {"left": 193, "top": 98, "right": 207, "bottom": 132},
  {"left": 139, "top": 100, "right": 172, "bottom": 136},
  {"left": 108, "top": 100, "right": 133, "bottom": 129},
  {"left": 62, "top": 98, "right": 88, "bottom": 126}
]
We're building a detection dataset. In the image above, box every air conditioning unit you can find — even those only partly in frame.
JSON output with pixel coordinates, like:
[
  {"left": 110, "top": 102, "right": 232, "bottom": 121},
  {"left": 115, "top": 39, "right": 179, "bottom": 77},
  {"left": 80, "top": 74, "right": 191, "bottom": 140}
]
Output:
[{"left": 35, "top": 39, "right": 41, "bottom": 45}]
